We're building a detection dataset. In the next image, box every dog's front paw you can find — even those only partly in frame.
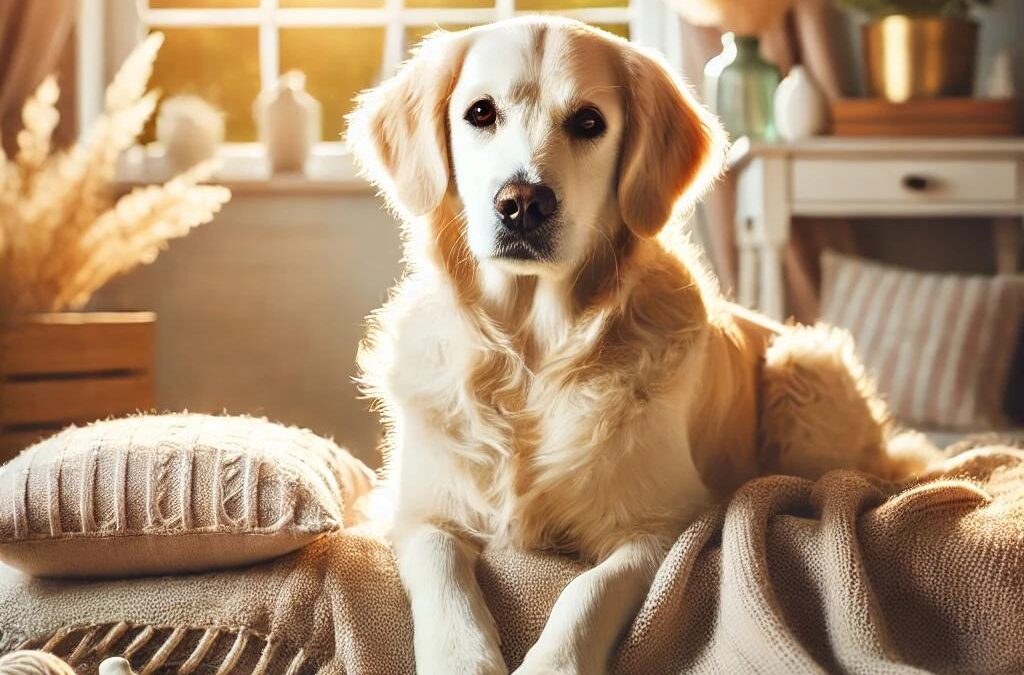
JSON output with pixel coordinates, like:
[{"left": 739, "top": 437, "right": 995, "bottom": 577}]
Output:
[
  {"left": 416, "top": 636, "right": 508, "bottom": 675},
  {"left": 512, "top": 650, "right": 592, "bottom": 675},
  {"left": 512, "top": 662, "right": 577, "bottom": 675},
  {"left": 418, "top": 651, "right": 508, "bottom": 675}
]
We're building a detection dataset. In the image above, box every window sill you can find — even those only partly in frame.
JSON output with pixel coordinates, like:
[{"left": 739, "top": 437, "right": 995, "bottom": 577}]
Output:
[{"left": 115, "top": 143, "right": 376, "bottom": 196}]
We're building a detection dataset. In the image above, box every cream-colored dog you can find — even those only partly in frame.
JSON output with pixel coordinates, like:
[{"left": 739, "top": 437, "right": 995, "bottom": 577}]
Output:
[{"left": 348, "top": 17, "right": 930, "bottom": 675}]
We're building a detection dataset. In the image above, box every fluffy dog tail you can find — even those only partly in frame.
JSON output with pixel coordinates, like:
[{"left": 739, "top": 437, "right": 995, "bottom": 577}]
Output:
[{"left": 759, "top": 324, "right": 939, "bottom": 481}]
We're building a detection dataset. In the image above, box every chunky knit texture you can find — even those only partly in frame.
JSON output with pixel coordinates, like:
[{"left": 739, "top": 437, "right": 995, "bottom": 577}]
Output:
[
  {"left": 0, "top": 649, "right": 76, "bottom": 674},
  {"left": 3, "top": 444, "right": 1024, "bottom": 673},
  {"left": 0, "top": 414, "right": 374, "bottom": 578}
]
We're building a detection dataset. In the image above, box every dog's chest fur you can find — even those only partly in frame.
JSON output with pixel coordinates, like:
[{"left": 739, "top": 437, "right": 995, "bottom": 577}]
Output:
[{"left": 371, "top": 267, "right": 712, "bottom": 561}]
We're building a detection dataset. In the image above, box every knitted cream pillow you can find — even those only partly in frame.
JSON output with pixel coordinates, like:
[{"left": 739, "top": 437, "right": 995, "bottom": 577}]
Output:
[{"left": 0, "top": 413, "right": 374, "bottom": 578}]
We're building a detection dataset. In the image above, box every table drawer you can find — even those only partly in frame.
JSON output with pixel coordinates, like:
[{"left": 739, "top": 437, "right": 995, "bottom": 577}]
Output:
[{"left": 791, "top": 159, "right": 1018, "bottom": 204}]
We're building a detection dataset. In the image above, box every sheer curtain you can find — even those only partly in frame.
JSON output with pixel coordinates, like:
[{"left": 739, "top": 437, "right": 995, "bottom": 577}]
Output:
[{"left": 0, "top": 0, "right": 77, "bottom": 155}]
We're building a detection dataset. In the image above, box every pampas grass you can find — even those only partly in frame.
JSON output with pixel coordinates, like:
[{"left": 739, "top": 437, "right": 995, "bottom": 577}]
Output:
[
  {"left": 668, "top": 0, "right": 794, "bottom": 34},
  {"left": 0, "top": 33, "right": 231, "bottom": 315}
]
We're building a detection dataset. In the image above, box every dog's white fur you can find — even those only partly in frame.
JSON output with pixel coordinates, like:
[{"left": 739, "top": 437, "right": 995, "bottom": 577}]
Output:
[{"left": 348, "top": 18, "right": 934, "bottom": 675}]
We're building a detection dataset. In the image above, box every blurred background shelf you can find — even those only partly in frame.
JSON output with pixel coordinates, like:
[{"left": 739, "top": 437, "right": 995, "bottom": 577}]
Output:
[{"left": 832, "top": 98, "right": 1020, "bottom": 137}]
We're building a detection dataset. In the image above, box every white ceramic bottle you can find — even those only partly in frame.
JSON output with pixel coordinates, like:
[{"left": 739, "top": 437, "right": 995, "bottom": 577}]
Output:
[
  {"left": 773, "top": 64, "right": 828, "bottom": 142},
  {"left": 156, "top": 95, "right": 224, "bottom": 173},
  {"left": 986, "top": 49, "right": 1015, "bottom": 98},
  {"left": 703, "top": 32, "right": 737, "bottom": 115},
  {"left": 254, "top": 71, "right": 322, "bottom": 174}
]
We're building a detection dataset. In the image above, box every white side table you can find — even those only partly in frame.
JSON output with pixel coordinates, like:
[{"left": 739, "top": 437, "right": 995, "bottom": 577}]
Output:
[{"left": 729, "top": 137, "right": 1024, "bottom": 320}]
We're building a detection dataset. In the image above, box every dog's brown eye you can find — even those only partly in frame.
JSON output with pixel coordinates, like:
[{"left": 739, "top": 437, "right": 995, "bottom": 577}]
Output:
[
  {"left": 567, "top": 107, "right": 606, "bottom": 140},
  {"left": 465, "top": 99, "right": 497, "bottom": 128}
]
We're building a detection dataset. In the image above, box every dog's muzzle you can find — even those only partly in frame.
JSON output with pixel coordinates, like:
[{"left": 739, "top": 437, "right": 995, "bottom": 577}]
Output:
[
  {"left": 495, "top": 181, "right": 557, "bottom": 233},
  {"left": 491, "top": 180, "right": 559, "bottom": 261}
]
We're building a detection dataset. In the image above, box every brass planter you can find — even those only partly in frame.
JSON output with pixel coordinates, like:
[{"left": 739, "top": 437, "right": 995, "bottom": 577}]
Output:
[{"left": 863, "top": 15, "right": 978, "bottom": 103}]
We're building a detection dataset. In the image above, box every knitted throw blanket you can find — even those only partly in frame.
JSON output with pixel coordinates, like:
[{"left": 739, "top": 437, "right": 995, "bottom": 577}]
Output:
[{"left": 2, "top": 445, "right": 1023, "bottom": 674}]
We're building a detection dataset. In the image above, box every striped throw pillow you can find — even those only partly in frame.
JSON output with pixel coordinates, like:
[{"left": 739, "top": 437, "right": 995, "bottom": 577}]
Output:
[{"left": 820, "top": 251, "right": 1024, "bottom": 431}]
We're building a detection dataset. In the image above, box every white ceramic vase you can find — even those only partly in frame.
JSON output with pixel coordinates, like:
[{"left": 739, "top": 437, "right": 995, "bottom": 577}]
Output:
[
  {"left": 254, "top": 71, "right": 322, "bottom": 174},
  {"left": 773, "top": 65, "right": 828, "bottom": 142},
  {"left": 156, "top": 95, "right": 224, "bottom": 173},
  {"left": 703, "top": 32, "right": 737, "bottom": 115},
  {"left": 986, "top": 49, "right": 1015, "bottom": 98}
]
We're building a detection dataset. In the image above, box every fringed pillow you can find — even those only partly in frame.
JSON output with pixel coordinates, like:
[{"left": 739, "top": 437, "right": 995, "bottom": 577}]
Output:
[{"left": 0, "top": 413, "right": 375, "bottom": 578}]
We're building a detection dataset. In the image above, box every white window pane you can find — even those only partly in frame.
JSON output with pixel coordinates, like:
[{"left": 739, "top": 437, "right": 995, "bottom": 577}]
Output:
[
  {"left": 279, "top": 28, "right": 386, "bottom": 141},
  {"left": 147, "top": 26, "right": 261, "bottom": 142}
]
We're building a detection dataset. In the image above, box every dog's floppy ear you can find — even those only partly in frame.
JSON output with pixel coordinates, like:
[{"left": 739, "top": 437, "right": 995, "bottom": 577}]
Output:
[
  {"left": 347, "top": 31, "right": 468, "bottom": 216},
  {"left": 617, "top": 46, "right": 725, "bottom": 238}
]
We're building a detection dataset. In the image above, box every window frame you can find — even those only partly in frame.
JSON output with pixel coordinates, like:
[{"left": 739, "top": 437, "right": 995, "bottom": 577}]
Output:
[
  {"left": 82, "top": 0, "right": 680, "bottom": 183},
  {"left": 140, "top": 1, "right": 637, "bottom": 93}
]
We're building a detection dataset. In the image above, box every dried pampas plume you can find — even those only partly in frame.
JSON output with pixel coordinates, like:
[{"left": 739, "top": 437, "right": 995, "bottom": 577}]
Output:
[
  {"left": 0, "top": 33, "right": 231, "bottom": 314},
  {"left": 667, "top": 0, "right": 794, "bottom": 35}
]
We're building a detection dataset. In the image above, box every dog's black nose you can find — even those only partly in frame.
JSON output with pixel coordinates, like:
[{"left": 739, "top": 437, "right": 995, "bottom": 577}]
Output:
[{"left": 495, "top": 182, "right": 557, "bottom": 232}]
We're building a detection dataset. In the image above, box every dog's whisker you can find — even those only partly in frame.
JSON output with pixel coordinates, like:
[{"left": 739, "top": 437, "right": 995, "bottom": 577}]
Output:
[
  {"left": 582, "top": 220, "right": 621, "bottom": 295},
  {"left": 433, "top": 208, "right": 467, "bottom": 247}
]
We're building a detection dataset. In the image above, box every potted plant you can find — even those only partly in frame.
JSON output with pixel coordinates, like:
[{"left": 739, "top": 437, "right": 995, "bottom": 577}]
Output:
[
  {"left": 835, "top": 0, "right": 993, "bottom": 102},
  {"left": 0, "top": 35, "right": 231, "bottom": 459}
]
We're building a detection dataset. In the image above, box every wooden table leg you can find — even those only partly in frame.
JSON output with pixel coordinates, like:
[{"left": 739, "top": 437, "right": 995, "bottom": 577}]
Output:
[
  {"left": 734, "top": 155, "right": 790, "bottom": 319},
  {"left": 994, "top": 218, "right": 1021, "bottom": 274},
  {"left": 758, "top": 158, "right": 790, "bottom": 321},
  {"left": 738, "top": 217, "right": 758, "bottom": 309},
  {"left": 759, "top": 243, "right": 785, "bottom": 321}
]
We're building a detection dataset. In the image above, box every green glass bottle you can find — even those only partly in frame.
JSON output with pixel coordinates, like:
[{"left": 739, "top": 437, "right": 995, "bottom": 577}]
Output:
[{"left": 715, "top": 35, "right": 781, "bottom": 141}]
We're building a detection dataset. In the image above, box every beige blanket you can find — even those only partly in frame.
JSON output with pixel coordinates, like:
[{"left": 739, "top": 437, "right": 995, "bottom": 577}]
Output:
[{"left": 3, "top": 445, "right": 1024, "bottom": 674}]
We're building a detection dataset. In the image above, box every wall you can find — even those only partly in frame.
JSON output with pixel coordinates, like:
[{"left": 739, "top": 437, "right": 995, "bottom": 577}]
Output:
[
  {"left": 95, "top": 189, "right": 403, "bottom": 468},
  {"left": 976, "top": 0, "right": 1024, "bottom": 128}
]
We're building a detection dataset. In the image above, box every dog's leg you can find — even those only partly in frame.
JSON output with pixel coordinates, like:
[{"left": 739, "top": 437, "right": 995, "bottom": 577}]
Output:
[
  {"left": 514, "top": 537, "right": 662, "bottom": 675},
  {"left": 396, "top": 523, "right": 508, "bottom": 675}
]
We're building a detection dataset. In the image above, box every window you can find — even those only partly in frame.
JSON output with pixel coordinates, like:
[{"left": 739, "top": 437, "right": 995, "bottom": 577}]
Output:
[{"left": 135, "top": 0, "right": 636, "bottom": 144}]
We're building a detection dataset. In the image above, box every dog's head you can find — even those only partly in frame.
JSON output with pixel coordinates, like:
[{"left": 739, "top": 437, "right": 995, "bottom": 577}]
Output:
[{"left": 349, "top": 17, "right": 723, "bottom": 279}]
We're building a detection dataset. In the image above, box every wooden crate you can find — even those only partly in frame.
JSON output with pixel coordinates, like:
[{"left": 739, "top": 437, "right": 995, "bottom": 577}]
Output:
[
  {"left": 0, "top": 312, "right": 156, "bottom": 461},
  {"left": 833, "top": 98, "right": 1020, "bottom": 137}
]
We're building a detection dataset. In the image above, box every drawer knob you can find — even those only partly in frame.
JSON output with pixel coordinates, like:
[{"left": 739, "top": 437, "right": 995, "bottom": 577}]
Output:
[{"left": 902, "top": 175, "right": 931, "bottom": 192}]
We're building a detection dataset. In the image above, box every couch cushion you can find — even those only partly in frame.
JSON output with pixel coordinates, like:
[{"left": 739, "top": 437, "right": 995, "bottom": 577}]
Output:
[
  {"left": 820, "top": 251, "right": 1024, "bottom": 431},
  {"left": 0, "top": 413, "right": 374, "bottom": 578}
]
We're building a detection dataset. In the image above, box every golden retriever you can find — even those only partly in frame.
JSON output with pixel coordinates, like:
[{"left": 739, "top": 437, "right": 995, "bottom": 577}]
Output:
[{"left": 348, "top": 17, "right": 931, "bottom": 675}]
